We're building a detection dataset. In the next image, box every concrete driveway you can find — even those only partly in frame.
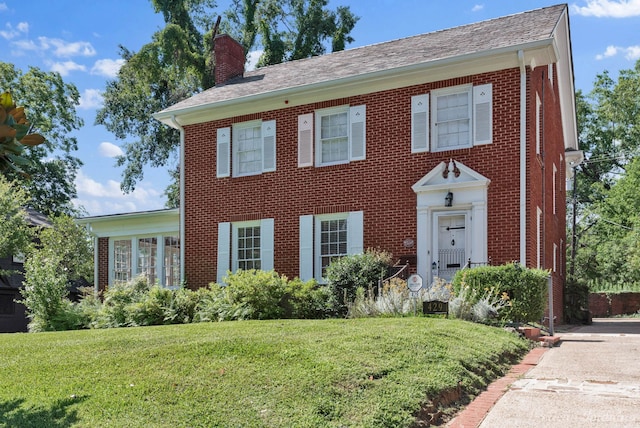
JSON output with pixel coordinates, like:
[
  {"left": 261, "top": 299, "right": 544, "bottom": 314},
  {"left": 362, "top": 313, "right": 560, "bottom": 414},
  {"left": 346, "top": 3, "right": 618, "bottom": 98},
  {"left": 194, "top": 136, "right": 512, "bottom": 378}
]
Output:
[{"left": 478, "top": 318, "right": 640, "bottom": 427}]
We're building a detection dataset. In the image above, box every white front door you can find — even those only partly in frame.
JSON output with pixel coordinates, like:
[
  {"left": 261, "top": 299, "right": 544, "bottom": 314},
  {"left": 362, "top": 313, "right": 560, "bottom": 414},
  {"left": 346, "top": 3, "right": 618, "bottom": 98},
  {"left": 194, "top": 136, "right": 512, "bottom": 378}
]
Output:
[{"left": 436, "top": 215, "right": 466, "bottom": 282}]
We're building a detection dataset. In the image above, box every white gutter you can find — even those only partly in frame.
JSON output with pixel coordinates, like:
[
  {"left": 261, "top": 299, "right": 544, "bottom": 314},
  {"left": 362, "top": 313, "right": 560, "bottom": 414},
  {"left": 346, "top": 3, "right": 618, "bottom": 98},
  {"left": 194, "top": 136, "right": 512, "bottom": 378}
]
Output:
[
  {"left": 518, "top": 50, "right": 527, "bottom": 265},
  {"left": 169, "top": 115, "right": 186, "bottom": 285}
]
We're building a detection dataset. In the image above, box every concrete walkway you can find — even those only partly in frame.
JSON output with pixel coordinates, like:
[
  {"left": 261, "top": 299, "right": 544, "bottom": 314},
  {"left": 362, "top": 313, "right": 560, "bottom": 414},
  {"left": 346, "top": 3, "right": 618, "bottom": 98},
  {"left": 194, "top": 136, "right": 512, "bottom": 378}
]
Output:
[{"left": 447, "top": 318, "right": 640, "bottom": 428}]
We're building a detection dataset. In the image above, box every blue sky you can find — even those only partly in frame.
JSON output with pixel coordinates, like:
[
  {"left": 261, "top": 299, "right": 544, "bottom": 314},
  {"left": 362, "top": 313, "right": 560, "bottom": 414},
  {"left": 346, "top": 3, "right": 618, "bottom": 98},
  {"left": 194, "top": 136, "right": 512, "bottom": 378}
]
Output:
[{"left": 1, "top": 0, "right": 639, "bottom": 216}]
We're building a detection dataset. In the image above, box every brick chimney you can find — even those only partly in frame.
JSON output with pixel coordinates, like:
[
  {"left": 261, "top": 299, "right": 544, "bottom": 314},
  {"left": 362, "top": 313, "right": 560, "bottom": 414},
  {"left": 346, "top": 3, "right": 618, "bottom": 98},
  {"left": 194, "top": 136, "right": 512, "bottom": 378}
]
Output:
[{"left": 214, "top": 34, "right": 245, "bottom": 85}]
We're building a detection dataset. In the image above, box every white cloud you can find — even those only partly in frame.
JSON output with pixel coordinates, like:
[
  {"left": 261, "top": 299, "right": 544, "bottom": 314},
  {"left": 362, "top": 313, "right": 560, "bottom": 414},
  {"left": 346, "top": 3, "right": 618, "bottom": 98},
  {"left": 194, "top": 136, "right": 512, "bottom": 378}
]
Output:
[
  {"left": 595, "top": 45, "right": 619, "bottom": 59},
  {"left": 38, "top": 36, "right": 96, "bottom": 57},
  {"left": 91, "top": 58, "right": 125, "bottom": 78},
  {"left": 78, "top": 89, "right": 104, "bottom": 110},
  {"left": 0, "top": 21, "right": 28, "bottom": 40},
  {"left": 572, "top": 0, "right": 640, "bottom": 17},
  {"left": 49, "top": 60, "right": 86, "bottom": 76},
  {"left": 596, "top": 44, "right": 640, "bottom": 60},
  {"left": 246, "top": 50, "right": 262, "bottom": 72},
  {"left": 625, "top": 45, "right": 640, "bottom": 59},
  {"left": 73, "top": 170, "right": 165, "bottom": 216},
  {"left": 472, "top": 4, "right": 484, "bottom": 12},
  {"left": 98, "top": 142, "right": 124, "bottom": 158},
  {"left": 0, "top": 3, "right": 7, "bottom": 12}
]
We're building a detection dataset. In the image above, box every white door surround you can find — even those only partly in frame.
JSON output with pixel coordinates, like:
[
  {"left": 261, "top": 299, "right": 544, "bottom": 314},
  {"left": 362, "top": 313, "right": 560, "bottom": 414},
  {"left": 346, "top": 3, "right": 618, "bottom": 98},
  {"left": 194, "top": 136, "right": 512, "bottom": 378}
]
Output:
[{"left": 412, "top": 160, "right": 490, "bottom": 284}]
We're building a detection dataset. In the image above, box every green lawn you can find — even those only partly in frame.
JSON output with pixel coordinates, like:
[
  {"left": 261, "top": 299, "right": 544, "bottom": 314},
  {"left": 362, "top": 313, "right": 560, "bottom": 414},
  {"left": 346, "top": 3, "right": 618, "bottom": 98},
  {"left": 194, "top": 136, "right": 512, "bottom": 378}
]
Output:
[{"left": 0, "top": 318, "right": 528, "bottom": 427}]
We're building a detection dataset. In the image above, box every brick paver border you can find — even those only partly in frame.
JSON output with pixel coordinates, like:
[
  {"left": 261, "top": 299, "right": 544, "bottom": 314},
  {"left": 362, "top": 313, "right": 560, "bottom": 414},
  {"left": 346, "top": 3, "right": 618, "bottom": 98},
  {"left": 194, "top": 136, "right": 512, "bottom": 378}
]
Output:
[{"left": 445, "top": 346, "right": 548, "bottom": 427}]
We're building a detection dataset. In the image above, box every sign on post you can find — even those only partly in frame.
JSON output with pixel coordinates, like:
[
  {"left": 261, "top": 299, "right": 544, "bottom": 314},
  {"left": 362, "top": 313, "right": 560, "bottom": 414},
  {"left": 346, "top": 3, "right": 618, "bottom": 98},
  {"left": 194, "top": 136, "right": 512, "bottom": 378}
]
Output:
[{"left": 407, "top": 274, "right": 423, "bottom": 292}]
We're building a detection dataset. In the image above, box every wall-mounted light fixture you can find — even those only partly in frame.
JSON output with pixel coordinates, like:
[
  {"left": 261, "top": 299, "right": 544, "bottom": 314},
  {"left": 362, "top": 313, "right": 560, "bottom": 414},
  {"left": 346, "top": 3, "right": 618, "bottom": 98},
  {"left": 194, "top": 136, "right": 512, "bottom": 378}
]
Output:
[{"left": 444, "top": 191, "right": 453, "bottom": 207}]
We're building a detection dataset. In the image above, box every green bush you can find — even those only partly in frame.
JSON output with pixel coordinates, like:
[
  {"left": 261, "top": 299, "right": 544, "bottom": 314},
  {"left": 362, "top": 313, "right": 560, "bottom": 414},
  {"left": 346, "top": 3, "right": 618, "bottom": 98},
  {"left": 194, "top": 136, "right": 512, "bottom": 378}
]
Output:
[
  {"left": 282, "top": 277, "right": 332, "bottom": 319},
  {"left": 451, "top": 263, "right": 548, "bottom": 323},
  {"left": 199, "top": 270, "right": 329, "bottom": 321},
  {"left": 325, "top": 249, "right": 392, "bottom": 316},
  {"left": 20, "top": 251, "right": 70, "bottom": 332}
]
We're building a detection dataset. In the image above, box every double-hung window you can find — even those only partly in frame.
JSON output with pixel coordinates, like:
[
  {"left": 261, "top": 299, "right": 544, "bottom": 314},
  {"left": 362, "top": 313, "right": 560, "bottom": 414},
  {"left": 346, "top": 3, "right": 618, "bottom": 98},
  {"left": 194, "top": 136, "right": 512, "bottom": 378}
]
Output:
[
  {"left": 216, "top": 219, "right": 275, "bottom": 283},
  {"left": 432, "top": 85, "right": 472, "bottom": 150},
  {"left": 318, "top": 216, "right": 348, "bottom": 278},
  {"left": 411, "top": 83, "right": 492, "bottom": 153},
  {"left": 234, "top": 122, "right": 263, "bottom": 176},
  {"left": 319, "top": 108, "right": 349, "bottom": 165},
  {"left": 234, "top": 222, "right": 262, "bottom": 271},
  {"left": 298, "top": 211, "right": 364, "bottom": 282},
  {"left": 217, "top": 120, "right": 276, "bottom": 178},
  {"left": 297, "top": 105, "right": 366, "bottom": 168}
]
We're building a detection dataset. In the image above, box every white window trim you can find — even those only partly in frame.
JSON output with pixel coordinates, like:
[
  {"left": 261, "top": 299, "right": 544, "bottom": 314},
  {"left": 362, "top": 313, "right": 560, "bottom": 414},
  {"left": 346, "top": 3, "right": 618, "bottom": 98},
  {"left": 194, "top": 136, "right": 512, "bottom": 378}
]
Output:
[
  {"left": 232, "top": 220, "right": 262, "bottom": 271},
  {"left": 536, "top": 93, "right": 541, "bottom": 155},
  {"left": 218, "top": 219, "right": 275, "bottom": 283},
  {"left": 431, "top": 84, "right": 473, "bottom": 152},
  {"left": 313, "top": 105, "right": 366, "bottom": 167},
  {"left": 310, "top": 211, "right": 364, "bottom": 283},
  {"left": 537, "top": 207, "right": 543, "bottom": 269},
  {"left": 553, "top": 163, "right": 557, "bottom": 215},
  {"left": 315, "top": 106, "right": 350, "bottom": 167},
  {"left": 232, "top": 120, "right": 262, "bottom": 177},
  {"left": 108, "top": 234, "right": 179, "bottom": 288}
]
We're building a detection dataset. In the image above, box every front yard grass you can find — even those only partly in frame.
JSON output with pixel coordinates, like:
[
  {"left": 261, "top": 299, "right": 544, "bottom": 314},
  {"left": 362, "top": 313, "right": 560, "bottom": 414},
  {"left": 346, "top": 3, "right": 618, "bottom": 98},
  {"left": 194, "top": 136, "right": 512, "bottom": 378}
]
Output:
[{"left": 0, "top": 317, "right": 528, "bottom": 427}]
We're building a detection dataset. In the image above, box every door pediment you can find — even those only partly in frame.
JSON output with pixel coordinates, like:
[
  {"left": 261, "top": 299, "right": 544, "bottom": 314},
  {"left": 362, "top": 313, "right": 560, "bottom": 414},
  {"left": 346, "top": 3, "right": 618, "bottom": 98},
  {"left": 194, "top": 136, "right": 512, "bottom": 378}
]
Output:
[{"left": 412, "top": 159, "right": 490, "bottom": 194}]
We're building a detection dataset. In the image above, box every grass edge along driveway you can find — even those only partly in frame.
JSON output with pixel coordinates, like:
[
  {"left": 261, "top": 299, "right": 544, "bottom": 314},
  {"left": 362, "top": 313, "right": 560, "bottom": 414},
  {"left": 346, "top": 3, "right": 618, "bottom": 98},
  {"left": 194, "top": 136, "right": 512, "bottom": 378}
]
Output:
[{"left": 0, "top": 317, "right": 528, "bottom": 427}]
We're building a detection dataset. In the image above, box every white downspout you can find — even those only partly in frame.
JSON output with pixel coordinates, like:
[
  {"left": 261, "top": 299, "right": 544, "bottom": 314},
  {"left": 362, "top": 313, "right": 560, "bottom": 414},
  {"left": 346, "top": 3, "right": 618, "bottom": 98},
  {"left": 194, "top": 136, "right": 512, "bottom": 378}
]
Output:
[
  {"left": 518, "top": 50, "right": 527, "bottom": 265},
  {"left": 169, "top": 115, "right": 186, "bottom": 285}
]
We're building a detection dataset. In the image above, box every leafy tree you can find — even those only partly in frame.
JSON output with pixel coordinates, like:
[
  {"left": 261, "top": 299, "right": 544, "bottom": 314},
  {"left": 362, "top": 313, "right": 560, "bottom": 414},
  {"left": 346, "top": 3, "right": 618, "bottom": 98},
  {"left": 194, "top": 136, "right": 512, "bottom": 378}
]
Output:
[
  {"left": 0, "top": 63, "right": 84, "bottom": 217},
  {"left": 570, "top": 59, "right": 640, "bottom": 291},
  {"left": 98, "top": 0, "right": 358, "bottom": 203},
  {"left": 0, "top": 176, "right": 34, "bottom": 284},
  {"left": 20, "top": 215, "right": 94, "bottom": 331}
]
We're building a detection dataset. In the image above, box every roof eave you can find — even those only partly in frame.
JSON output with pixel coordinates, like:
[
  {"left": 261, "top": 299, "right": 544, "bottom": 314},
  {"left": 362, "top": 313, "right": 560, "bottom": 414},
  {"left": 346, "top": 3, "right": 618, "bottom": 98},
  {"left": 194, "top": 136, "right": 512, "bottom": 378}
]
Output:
[{"left": 154, "top": 38, "right": 557, "bottom": 128}]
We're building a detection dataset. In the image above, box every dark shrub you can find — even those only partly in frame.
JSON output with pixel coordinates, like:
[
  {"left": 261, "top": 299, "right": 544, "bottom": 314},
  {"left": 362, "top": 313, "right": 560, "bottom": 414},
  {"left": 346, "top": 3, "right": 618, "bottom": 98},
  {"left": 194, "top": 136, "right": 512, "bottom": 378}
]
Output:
[{"left": 325, "top": 249, "right": 392, "bottom": 316}]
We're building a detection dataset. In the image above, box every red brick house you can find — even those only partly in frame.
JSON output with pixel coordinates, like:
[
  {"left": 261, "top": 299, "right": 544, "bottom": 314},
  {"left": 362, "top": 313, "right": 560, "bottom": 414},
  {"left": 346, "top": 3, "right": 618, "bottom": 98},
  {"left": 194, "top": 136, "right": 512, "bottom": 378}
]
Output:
[{"left": 88, "top": 4, "right": 581, "bottom": 323}]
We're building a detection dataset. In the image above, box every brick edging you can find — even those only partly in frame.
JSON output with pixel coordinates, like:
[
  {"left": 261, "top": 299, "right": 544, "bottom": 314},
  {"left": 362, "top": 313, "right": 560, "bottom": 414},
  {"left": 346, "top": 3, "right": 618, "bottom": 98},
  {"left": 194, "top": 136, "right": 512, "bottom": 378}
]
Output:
[{"left": 445, "top": 346, "right": 548, "bottom": 427}]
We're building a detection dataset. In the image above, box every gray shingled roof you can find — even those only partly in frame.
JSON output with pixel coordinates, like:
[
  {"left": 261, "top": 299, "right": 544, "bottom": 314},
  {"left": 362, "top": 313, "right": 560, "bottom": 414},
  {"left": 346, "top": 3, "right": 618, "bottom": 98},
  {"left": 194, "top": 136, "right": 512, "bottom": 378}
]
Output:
[{"left": 159, "top": 4, "right": 566, "bottom": 114}]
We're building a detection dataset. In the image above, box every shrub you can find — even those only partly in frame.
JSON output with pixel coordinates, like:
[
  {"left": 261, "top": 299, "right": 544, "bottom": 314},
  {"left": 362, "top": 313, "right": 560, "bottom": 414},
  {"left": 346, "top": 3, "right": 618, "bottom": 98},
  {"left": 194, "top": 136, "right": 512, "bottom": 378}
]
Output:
[
  {"left": 282, "top": 277, "right": 332, "bottom": 319},
  {"left": 451, "top": 263, "right": 548, "bottom": 323},
  {"left": 199, "top": 270, "right": 329, "bottom": 321},
  {"left": 325, "top": 249, "right": 392, "bottom": 316},
  {"left": 20, "top": 251, "right": 70, "bottom": 332}
]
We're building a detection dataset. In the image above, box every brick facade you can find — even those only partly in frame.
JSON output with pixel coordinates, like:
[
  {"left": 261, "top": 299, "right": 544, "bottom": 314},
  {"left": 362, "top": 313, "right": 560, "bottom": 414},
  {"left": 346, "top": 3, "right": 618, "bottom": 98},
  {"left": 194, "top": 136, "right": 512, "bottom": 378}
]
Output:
[
  {"left": 97, "top": 237, "right": 109, "bottom": 293},
  {"left": 182, "top": 64, "right": 568, "bottom": 326}
]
